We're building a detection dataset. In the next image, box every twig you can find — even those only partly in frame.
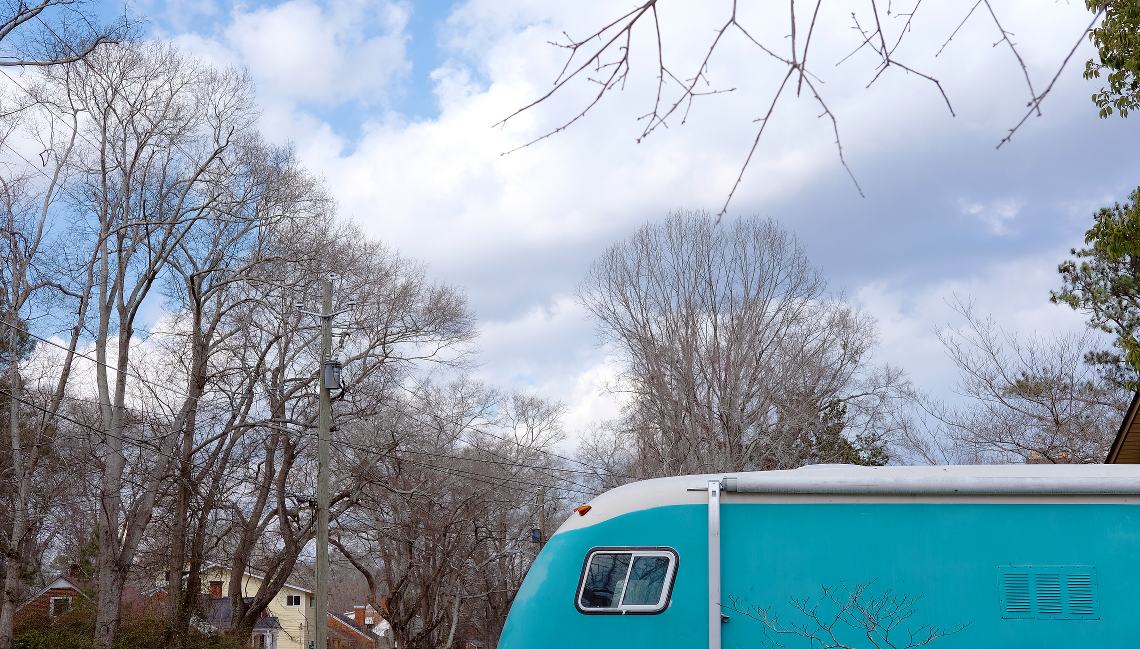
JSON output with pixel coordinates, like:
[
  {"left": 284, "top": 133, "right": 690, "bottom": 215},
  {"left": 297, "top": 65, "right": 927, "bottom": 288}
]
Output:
[
  {"left": 983, "top": 0, "right": 1040, "bottom": 117},
  {"left": 997, "top": 6, "right": 1104, "bottom": 149},
  {"left": 719, "top": 68, "right": 795, "bottom": 217},
  {"left": 936, "top": 0, "right": 983, "bottom": 58}
]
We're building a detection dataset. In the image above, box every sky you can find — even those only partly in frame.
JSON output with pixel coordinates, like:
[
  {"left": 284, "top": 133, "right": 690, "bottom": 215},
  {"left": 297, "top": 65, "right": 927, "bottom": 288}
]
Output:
[{"left": 117, "top": 0, "right": 1140, "bottom": 440}]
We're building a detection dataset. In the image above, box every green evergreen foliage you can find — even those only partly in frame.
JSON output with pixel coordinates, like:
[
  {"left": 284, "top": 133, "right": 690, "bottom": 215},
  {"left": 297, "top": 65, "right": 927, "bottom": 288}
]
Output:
[
  {"left": 1085, "top": 0, "right": 1140, "bottom": 117},
  {"left": 1052, "top": 187, "right": 1140, "bottom": 387},
  {"left": 13, "top": 599, "right": 245, "bottom": 649},
  {"left": 803, "top": 402, "right": 890, "bottom": 467}
]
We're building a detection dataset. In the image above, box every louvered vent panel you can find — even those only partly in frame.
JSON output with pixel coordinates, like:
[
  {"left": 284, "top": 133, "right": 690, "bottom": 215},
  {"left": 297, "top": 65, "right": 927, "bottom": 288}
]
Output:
[
  {"left": 998, "top": 566, "right": 1099, "bottom": 620},
  {"left": 1035, "top": 573, "right": 1062, "bottom": 615},
  {"left": 1066, "top": 573, "right": 1096, "bottom": 617},
  {"left": 1000, "top": 572, "right": 1031, "bottom": 617}
]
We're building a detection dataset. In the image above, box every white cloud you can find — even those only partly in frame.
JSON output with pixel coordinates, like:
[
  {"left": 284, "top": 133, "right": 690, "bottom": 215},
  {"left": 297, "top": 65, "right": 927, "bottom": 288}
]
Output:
[
  {"left": 854, "top": 249, "right": 1093, "bottom": 403},
  {"left": 169, "top": 0, "right": 411, "bottom": 109},
  {"left": 472, "top": 296, "right": 625, "bottom": 440},
  {"left": 558, "top": 354, "right": 624, "bottom": 437},
  {"left": 160, "top": 0, "right": 1138, "bottom": 444},
  {"left": 958, "top": 198, "right": 1023, "bottom": 235}
]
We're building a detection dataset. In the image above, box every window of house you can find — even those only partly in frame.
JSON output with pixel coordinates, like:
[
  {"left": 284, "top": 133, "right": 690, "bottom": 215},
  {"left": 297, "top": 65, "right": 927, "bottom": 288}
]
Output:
[
  {"left": 49, "top": 596, "right": 72, "bottom": 617},
  {"left": 576, "top": 548, "right": 677, "bottom": 614},
  {"left": 285, "top": 595, "right": 301, "bottom": 606},
  {"left": 209, "top": 581, "right": 223, "bottom": 599}
]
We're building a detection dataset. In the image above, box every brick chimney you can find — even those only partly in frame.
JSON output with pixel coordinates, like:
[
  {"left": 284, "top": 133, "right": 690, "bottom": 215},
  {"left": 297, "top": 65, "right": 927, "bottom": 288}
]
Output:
[{"left": 354, "top": 605, "right": 366, "bottom": 628}]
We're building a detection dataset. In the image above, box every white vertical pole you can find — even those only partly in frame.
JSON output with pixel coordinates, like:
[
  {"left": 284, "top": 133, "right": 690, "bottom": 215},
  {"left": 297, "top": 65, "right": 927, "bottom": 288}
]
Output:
[{"left": 708, "top": 479, "right": 722, "bottom": 649}]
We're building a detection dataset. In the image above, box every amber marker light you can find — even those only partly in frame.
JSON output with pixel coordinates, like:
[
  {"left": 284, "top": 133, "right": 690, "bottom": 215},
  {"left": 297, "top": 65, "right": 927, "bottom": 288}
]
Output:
[{"left": 575, "top": 505, "right": 592, "bottom": 516}]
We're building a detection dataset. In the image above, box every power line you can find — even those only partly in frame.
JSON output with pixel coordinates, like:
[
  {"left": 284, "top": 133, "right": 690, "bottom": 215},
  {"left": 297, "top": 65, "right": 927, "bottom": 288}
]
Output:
[
  {"left": 325, "top": 420, "right": 596, "bottom": 492},
  {"left": 0, "top": 384, "right": 258, "bottom": 493},
  {"left": 316, "top": 404, "right": 602, "bottom": 490},
  {"left": 331, "top": 435, "right": 599, "bottom": 496},
  {"left": 3, "top": 316, "right": 609, "bottom": 497},
  {"left": 388, "top": 444, "right": 600, "bottom": 486},
  {"left": 0, "top": 317, "right": 196, "bottom": 402},
  {"left": 388, "top": 379, "right": 636, "bottom": 481},
  {"left": 330, "top": 440, "right": 598, "bottom": 498},
  {"left": 334, "top": 505, "right": 529, "bottom": 545}
]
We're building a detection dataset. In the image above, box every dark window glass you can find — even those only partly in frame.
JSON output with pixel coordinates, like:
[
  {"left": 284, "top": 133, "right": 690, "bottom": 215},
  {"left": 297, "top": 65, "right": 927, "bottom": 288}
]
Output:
[
  {"left": 621, "top": 556, "right": 670, "bottom": 606},
  {"left": 50, "top": 597, "right": 72, "bottom": 616},
  {"left": 579, "top": 553, "right": 631, "bottom": 609}
]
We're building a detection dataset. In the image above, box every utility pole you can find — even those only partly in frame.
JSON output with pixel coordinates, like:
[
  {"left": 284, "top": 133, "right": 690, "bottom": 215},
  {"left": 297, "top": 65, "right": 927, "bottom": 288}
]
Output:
[
  {"left": 302, "top": 279, "right": 350, "bottom": 649},
  {"left": 315, "top": 279, "right": 332, "bottom": 649},
  {"left": 537, "top": 486, "right": 547, "bottom": 549}
]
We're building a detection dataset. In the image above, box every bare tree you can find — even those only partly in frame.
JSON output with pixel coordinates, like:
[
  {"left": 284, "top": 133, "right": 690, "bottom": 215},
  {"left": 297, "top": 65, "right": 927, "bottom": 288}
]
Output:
[
  {"left": 578, "top": 211, "right": 903, "bottom": 480},
  {"left": 33, "top": 40, "right": 267, "bottom": 649},
  {"left": 922, "top": 300, "right": 1130, "bottom": 464},
  {"left": 0, "top": 20, "right": 573, "bottom": 649},
  {"left": 153, "top": 136, "right": 329, "bottom": 646},
  {"left": 497, "top": 2, "right": 1106, "bottom": 214},
  {"left": 187, "top": 215, "right": 476, "bottom": 641},
  {"left": 0, "top": 1, "right": 123, "bottom": 69},
  {"left": 727, "top": 582, "right": 966, "bottom": 649},
  {"left": 334, "top": 378, "right": 572, "bottom": 649},
  {"left": 0, "top": 98, "right": 83, "bottom": 648}
]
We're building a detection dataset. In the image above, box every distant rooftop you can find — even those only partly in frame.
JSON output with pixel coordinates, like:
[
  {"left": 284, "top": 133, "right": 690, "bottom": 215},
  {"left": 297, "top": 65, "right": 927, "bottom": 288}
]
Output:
[{"left": 1107, "top": 392, "right": 1140, "bottom": 464}]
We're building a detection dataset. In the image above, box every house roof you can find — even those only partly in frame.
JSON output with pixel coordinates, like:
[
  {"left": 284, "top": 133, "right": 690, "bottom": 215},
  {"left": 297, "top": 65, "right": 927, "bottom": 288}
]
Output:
[
  {"left": 200, "top": 562, "right": 314, "bottom": 595},
  {"left": 328, "top": 611, "right": 381, "bottom": 641},
  {"left": 1106, "top": 392, "right": 1140, "bottom": 463},
  {"left": 15, "top": 574, "right": 88, "bottom": 611}
]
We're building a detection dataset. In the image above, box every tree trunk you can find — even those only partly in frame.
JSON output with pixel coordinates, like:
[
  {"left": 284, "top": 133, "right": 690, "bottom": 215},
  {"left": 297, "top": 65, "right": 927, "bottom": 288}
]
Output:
[
  {"left": 166, "top": 321, "right": 206, "bottom": 647},
  {"left": 164, "top": 429, "right": 193, "bottom": 647},
  {"left": 93, "top": 546, "right": 125, "bottom": 649},
  {"left": 0, "top": 316, "right": 26, "bottom": 649},
  {"left": 443, "top": 587, "right": 462, "bottom": 649}
]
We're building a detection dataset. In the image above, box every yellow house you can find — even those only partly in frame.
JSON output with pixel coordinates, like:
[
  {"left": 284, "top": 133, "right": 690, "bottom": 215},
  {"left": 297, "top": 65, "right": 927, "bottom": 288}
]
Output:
[{"left": 200, "top": 564, "right": 315, "bottom": 649}]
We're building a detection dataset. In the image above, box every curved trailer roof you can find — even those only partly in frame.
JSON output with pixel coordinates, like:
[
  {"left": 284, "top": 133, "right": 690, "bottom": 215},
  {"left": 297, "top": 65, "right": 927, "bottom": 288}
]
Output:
[{"left": 557, "top": 464, "right": 1140, "bottom": 534}]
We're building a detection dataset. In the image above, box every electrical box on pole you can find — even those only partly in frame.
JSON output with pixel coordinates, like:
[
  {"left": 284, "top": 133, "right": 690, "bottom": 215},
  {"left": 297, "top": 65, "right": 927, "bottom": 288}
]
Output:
[
  {"left": 299, "top": 281, "right": 354, "bottom": 649},
  {"left": 322, "top": 358, "right": 342, "bottom": 391}
]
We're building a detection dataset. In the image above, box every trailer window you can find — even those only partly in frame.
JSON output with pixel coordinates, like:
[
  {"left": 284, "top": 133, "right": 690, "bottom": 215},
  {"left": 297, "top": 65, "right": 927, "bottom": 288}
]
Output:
[{"left": 577, "top": 548, "right": 677, "bottom": 614}]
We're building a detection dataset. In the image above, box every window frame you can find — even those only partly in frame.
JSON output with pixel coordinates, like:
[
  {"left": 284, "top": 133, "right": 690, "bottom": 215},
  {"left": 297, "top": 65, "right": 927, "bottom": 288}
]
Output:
[
  {"left": 574, "top": 546, "right": 678, "bottom": 615},
  {"left": 49, "top": 596, "right": 73, "bottom": 617},
  {"left": 285, "top": 594, "right": 301, "bottom": 607}
]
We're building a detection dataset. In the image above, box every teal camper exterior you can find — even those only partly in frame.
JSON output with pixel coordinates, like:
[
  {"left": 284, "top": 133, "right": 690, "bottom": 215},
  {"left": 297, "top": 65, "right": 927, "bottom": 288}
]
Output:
[{"left": 499, "top": 464, "right": 1140, "bottom": 648}]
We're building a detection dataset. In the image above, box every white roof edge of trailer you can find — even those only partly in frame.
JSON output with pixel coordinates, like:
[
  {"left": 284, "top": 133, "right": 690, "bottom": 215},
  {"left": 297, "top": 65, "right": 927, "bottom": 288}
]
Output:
[
  {"left": 554, "top": 464, "right": 1140, "bottom": 535},
  {"left": 726, "top": 463, "right": 1140, "bottom": 494}
]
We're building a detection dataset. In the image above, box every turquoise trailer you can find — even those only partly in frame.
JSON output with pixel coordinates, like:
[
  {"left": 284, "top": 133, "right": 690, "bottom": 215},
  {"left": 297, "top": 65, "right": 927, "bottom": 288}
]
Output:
[{"left": 499, "top": 464, "right": 1140, "bottom": 648}]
